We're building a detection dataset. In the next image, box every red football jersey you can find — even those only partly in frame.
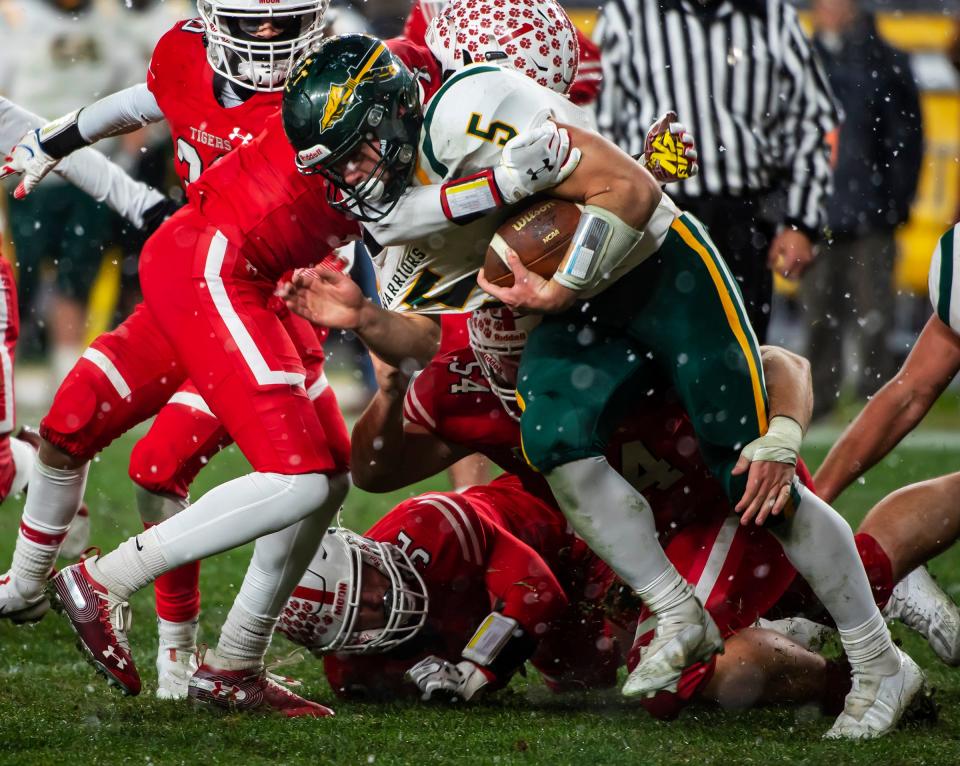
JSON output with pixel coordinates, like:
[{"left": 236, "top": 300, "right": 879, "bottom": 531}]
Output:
[
  {"left": 146, "top": 20, "right": 281, "bottom": 189},
  {"left": 323, "top": 474, "right": 611, "bottom": 698},
  {"left": 183, "top": 37, "right": 439, "bottom": 282}
]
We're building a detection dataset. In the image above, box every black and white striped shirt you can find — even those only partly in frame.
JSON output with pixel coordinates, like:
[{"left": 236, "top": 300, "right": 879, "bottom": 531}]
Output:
[{"left": 595, "top": 0, "right": 840, "bottom": 236}]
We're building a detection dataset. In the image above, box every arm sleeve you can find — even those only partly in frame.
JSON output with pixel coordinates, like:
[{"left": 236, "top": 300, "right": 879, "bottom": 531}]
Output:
[
  {"left": 0, "top": 97, "right": 166, "bottom": 229},
  {"left": 777, "top": 5, "right": 840, "bottom": 238},
  {"left": 76, "top": 83, "right": 165, "bottom": 143},
  {"left": 361, "top": 185, "right": 455, "bottom": 247}
]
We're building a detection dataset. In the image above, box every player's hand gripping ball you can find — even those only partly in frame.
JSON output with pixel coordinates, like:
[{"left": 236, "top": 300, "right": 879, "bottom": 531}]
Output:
[
  {"left": 483, "top": 198, "right": 582, "bottom": 288},
  {"left": 643, "top": 110, "right": 698, "bottom": 183}
]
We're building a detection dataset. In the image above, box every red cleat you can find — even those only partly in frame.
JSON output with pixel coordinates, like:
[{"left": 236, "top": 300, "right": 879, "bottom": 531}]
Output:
[
  {"left": 189, "top": 663, "right": 334, "bottom": 717},
  {"left": 50, "top": 559, "right": 141, "bottom": 695}
]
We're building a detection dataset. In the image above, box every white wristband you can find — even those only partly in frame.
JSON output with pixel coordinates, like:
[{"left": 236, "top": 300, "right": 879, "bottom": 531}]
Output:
[{"left": 739, "top": 415, "right": 803, "bottom": 465}]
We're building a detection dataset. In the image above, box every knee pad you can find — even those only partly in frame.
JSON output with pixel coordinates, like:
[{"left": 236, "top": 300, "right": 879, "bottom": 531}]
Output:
[
  {"left": 40, "top": 362, "right": 112, "bottom": 462},
  {"left": 129, "top": 436, "right": 192, "bottom": 498}
]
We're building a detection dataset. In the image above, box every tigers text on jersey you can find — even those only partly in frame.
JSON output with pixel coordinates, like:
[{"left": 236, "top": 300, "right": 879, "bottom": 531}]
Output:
[
  {"left": 374, "top": 65, "right": 595, "bottom": 315},
  {"left": 147, "top": 20, "right": 281, "bottom": 189}
]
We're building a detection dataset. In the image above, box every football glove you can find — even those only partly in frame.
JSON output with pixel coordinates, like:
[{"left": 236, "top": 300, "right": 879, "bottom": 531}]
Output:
[
  {"left": 0, "top": 109, "right": 87, "bottom": 198},
  {"left": 494, "top": 121, "right": 581, "bottom": 203},
  {"left": 642, "top": 111, "right": 698, "bottom": 184},
  {"left": 405, "top": 656, "right": 491, "bottom": 702}
]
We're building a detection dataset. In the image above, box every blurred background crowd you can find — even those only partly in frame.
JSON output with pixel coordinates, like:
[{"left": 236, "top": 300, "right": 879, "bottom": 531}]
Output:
[{"left": 0, "top": 0, "right": 956, "bottom": 422}]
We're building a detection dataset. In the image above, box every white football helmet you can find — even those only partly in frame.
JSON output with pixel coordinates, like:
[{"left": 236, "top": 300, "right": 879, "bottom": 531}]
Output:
[
  {"left": 198, "top": 0, "right": 329, "bottom": 92},
  {"left": 425, "top": 0, "right": 579, "bottom": 95},
  {"left": 278, "top": 528, "right": 428, "bottom": 654},
  {"left": 467, "top": 307, "right": 533, "bottom": 421}
]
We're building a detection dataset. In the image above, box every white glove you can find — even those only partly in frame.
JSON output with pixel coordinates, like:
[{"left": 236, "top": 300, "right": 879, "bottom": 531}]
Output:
[
  {"left": 494, "top": 121, "right": 581, "bottom": 203},
  {"left": 642, "top": 110, "right": 698, "bottom": 184},
  {"left": 405, "top": 656, "right": 491, "bottom": 701},
  {"left": 0, "top": 128, "right": 59, "bottom": 198}
]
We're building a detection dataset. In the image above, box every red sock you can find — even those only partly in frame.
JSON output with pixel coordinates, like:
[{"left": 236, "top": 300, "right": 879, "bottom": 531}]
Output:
[
  {"left": 145, "top": 523, "right": 201, "bottom": 623},
  {"left": 855, "top": 532, "right": 894, "bottom": 610}
]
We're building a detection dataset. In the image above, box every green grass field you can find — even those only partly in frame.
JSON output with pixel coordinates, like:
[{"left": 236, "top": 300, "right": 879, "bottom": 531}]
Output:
[{"left": 2, "top": 423, "right": 960, "bottom": 765}]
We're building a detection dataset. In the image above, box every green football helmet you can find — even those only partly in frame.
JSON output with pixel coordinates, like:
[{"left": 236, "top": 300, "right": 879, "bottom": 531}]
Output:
[{"left": 282, "top": 34, "right": 422, "bottom": 221}]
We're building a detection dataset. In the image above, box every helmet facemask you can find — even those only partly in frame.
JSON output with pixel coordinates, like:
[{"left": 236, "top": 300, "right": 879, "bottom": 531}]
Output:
[
  {"left": 279, "top": 528, "right": 428, "bottom": 655},
  {"left": 199, "top": 0, "right": 329, "bottom": 92},
  {"left": 301, "top": 99, "right": 420, "bottom": 222}
]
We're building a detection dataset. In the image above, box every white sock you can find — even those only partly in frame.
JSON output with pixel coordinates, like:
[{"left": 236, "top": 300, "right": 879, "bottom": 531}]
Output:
[
  {"left": 90, "top": 526, "right": 168, "bottom": 600},
  {"left": 135, "top": 486, "right": 188, "bottom": 525},
  {"left": 770, "top": 484, "right": 898, "bottom": 672},
  {"left": 11, "top": 459, "right": 88, "bottom": 590},
  {"left": 94, "top": 471, "right": 349, "bottom": 599},
  {"left": 839, "top": 611, "right": 901, "bottom": 677},
  {"left": 216, "top": 502, "right": 341, "bottom": 669},
  {"left": 8, "top": 436, "right": 36, "bottom": 497},
  {"left": 637, "top": 568, "right": 700, "bottom": 620},
  {"left": 157, "top": 617, "right": 199, "bottom": 653},
  {"left": 547, "top": 457, "right": 689, "bottom": 609}
]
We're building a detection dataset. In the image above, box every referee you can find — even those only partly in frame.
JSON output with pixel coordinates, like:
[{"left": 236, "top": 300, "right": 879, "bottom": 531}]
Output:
[{"left": 595, "top": 0, "right": 839, "bottom": 340}]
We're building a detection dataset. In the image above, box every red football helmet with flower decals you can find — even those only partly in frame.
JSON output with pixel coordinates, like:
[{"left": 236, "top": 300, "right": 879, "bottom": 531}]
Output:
[
  {"left": 277, "top": 528, "right": 428, "bottom": 655},
  {"left": 425, "top": 0, "right": 579, "bottom": 95},
  {"left": 467, "top": 307, "right": 538, "bottom": 420}
]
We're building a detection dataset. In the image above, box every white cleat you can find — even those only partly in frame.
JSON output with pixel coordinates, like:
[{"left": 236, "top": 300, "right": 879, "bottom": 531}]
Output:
[
  {"left": 622, "top": 602, "right": 724, "bottom": 698},
  {"left": 884, "top": 566, "right": 960, "bottom": 666},
  {"left": 156, "top": 646, "right": 199, "bottom": 700},
  {"left": 758, "top": 616, "right": 835, "bottom": 652},
  {"left": 0, "top": 570, "right": 49, "bottom": 623},
  {"left": 824, "top": 648, "right": 926, "bottom": 740},
  {"left": 59, "top": 505, "right": 91, "bottom": 561}
]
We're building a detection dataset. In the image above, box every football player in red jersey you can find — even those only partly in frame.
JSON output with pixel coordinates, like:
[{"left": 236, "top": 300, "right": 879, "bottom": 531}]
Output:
[
  {"left": 278, "top": 475, "right": 622, "bottom": 701},
  {"left": 0, "top": 0, "right": 340, "bottom": 701},
  {"left": 4, "top": 26, "right": 579, "bottom": 716}
]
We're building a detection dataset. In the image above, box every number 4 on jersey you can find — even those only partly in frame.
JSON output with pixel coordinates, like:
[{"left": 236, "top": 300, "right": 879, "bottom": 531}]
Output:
[{"left": 621, "top": 441, "right": 684, "bottom": 493}]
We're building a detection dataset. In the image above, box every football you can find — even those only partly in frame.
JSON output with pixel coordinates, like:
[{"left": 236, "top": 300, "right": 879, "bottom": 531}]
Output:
[{"left": 483, "top": 199, "right": 582, "bottom": 287}]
